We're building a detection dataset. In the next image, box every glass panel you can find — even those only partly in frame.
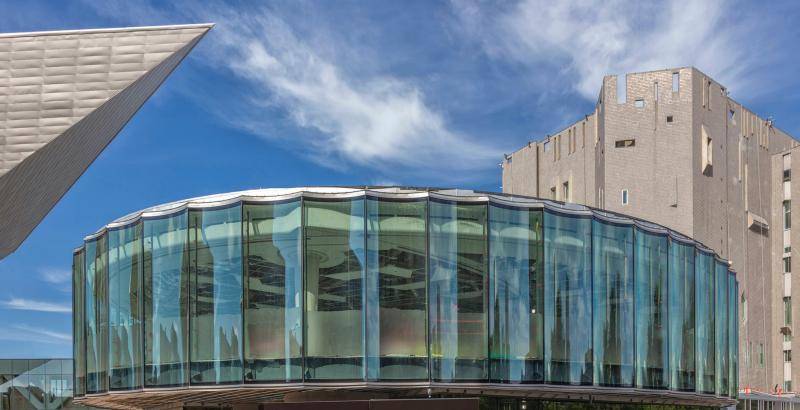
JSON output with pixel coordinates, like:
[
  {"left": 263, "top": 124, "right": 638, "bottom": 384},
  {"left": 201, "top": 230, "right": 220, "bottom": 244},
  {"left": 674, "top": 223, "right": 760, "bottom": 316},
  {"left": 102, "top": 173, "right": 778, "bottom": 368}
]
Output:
[
  {"left": 634, "top": 229, "right": 669, "bottom": 389},
  {"left": 243, "top": 201, "right": 302, "bottom": 382},
  {"left": 85, "top": 236, "right": 108, "bottom": 393},
  {"left": 72, "top": 251, "right": 86, "bottom": 396},
  {"left": 544, "top": 211, "right": 592, "bottom": 385},
  {"left": 365, "top": 198, "right": 427, "bottom": 381},
  {"left": 429, "top": 200, "right": 488, "bottom": 382},
  {"left": 668, "top": 240, "right": 695, "bottom": 391},
  {"left": 143, "top": 212, "right": 189, "bottom": 387},
  {"left": 189, "top": 205, "right": 244, "bottom": 384},
  {"left": 488, "top": 204, "right": 543, "bottom": 383},
  {"left": 304, "top": 199, "right": 365, "bottom": 380},
  {"left": 592, "top": 219, "right": 634, "bottom": 387},
  {"left": 108, "top": 223, "right": 143, "bottom": 390},
  {"left": 695, "top": 251, "right": 716, "bottom": 394},
  {"left": 715, "top": 260, "right": 729, "bottom": 395}
]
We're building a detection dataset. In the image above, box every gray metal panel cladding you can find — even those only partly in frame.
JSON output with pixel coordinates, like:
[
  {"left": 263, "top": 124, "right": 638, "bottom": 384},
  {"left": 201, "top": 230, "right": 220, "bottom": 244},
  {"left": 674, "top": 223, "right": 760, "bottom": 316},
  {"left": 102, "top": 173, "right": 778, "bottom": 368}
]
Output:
[{"left": 0, "top": 24, "right": 212, "bottom": 259}]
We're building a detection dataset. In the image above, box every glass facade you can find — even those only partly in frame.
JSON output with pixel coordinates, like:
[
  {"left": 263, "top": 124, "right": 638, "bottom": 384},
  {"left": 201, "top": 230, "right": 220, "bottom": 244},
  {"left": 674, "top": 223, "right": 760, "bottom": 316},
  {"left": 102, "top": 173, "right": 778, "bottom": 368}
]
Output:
[
  {"left": 143, "top": 212, "right": 189, "bottom": 387},
  {"left": 488, "top": 204, "right": 543, "bottom": 383},
  {"left": 634, "top": 228, "right": 669, "bottom": 389},
  {"left": 695, "top": 251, "right": 715, "bottom": 394},
  {"left": 243, "top": 200, "right": 303, "bottom": 382},
  {"left": 71, "top": 190, "right": 737, "bottom": 399},
  {"left": 1, "top": 359, "right": 73, "bottom": 410},
  {"left": 189, "top": 205, "right": 243, "bottom": 384},
  {"left": 592, "top": 218, "right": 634, "bottom": 387},
  {"left": 107, "top": 224, "right": 142, "bottom": 390},
  {"left": 429, "top": 199, "right": 488, "bottom": 382}
]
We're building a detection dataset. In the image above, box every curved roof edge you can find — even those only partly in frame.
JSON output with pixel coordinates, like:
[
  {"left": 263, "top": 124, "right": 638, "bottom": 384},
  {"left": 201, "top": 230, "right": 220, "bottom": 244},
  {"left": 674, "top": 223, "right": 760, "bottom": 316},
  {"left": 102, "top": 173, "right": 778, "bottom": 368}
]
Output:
[{"left": 76, "top": 186, "right": 730, "bottom": 267}]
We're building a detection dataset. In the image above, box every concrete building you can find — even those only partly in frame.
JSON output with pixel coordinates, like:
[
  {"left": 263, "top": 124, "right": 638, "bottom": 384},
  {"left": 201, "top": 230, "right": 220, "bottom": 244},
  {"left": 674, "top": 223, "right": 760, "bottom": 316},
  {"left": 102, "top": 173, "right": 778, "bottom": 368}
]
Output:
[{"left": 501, "top": 67, "right": 799, "bottom": 394}]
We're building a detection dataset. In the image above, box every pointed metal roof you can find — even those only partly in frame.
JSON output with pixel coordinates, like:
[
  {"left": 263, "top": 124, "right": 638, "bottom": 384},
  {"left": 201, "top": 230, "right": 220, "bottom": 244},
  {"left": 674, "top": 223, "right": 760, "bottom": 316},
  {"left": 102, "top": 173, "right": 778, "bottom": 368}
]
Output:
[{"left": 0, "top": 23, "right": 213, "bottom": 259}]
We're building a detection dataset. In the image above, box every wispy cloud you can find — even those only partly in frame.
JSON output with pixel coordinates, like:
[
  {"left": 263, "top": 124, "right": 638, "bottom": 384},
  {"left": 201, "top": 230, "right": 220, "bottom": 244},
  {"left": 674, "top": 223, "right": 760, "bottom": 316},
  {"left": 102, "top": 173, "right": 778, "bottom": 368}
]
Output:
[
  {"left": 83, "top": 1, "right": 505, "bottom": 182},
  {"left": 451, "top": 0, "right": 776, "bottom": 100},
  {"left": 1, "top": 297, "right": 71, "bottom": 313},
  {"left": 0, "top": 325, "right": 71, "bottom": 344},
  {"left": 40, "top": 267, "right": 71, "bottom": 284},
  {"left": 204, "top": 9, "right": 502, "bottom": 176}
]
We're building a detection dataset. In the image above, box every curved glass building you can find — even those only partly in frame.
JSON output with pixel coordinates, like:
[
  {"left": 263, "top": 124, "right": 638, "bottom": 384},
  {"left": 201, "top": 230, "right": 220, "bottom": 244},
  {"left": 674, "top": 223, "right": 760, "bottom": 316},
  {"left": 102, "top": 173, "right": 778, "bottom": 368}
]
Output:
[{"left": 71, "top": 187, "right": 738, "bottom": 408}]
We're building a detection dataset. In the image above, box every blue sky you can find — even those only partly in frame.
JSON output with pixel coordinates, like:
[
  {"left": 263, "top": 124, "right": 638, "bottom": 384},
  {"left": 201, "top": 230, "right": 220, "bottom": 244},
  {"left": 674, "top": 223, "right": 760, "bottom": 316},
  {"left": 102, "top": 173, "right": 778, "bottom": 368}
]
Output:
[{"left": 1, "top": 0, "right": 799, "bottom": 358}]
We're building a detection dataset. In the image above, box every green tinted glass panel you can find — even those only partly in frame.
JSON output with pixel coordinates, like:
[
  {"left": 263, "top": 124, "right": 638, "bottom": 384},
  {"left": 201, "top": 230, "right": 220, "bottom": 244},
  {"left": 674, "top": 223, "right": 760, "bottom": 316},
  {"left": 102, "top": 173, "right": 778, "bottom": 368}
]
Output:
[
  {"left": 714, "top": 260, "right": 729, "bottom": 395},
  {"left": 72, "top": 251, "right": 86, "bottom": 396},
  {"left": 668, "top": 240, "right": 695, "bottom": 391},
  {"left": 108, "top": 224, "right": 142, "bottom": 390},
  {"left": 143, "top": 212, "right": 189, "bottom": 387},
  {"left": 488, "top": 204, "right": 543, "bottom": 383},
  {"left": 85, "top": 236, "right": 108, "bottom": 393},
  {"left": 695, "top": 251, "right": 715, "bottom": 394},
  {"left": 189, "top": 205, "right": 243, "bottom": 384},
  {"left": 429, "top": 200, "right": 488, "bottom": 382},
  {"left": 243, "top": 201, "right": 303, "bottom": 382},
  {"left": 544, "top": 211, "right": 592, "bottom": 385},
  {"left": 365, "top": 198, "right": 427, "bottom": 381},
  {"left": 304, "top": 199, "right": 365, "bottom": 380},
  {"left": 634, "top": 229, "right": 669, "bottom": 389}
]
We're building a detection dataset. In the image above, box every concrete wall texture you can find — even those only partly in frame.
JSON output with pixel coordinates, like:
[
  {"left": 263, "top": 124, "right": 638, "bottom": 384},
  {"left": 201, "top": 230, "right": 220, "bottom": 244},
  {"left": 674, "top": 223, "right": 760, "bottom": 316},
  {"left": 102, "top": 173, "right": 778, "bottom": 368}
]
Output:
[{"left": 502, "top": 67, "right": 800, "bottom": 392}]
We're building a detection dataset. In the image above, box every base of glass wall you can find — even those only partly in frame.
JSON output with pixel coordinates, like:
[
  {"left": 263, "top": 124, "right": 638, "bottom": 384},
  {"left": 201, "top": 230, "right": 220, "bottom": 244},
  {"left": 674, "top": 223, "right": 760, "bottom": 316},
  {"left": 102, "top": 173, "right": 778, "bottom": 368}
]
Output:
[{"left": 74, "top": 382, "right": 737, "bottom": 409}]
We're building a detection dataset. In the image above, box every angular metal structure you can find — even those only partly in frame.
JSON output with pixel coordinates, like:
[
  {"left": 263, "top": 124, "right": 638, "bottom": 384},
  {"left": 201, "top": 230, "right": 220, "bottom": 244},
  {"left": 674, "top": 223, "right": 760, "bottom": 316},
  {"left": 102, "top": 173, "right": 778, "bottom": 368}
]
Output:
[{"left": 0, "top": 23, "right": 213, "bottom": 259}]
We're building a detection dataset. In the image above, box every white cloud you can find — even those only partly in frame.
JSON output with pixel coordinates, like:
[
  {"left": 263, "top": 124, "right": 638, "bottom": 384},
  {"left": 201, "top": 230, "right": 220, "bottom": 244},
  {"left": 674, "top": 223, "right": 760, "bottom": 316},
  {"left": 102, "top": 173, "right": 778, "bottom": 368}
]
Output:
[
  {"left": 1, "top": 298, "right": 71, "bottom": 313},
  {"left": 0, "top": 325, "right": 71, "bottom": 344},
  {"left": 196, "top": 9, "right": 503, "bottom": 177},
  {"left": 451, "top": 0, "right": 768, "bottom": 100},
  {"left": 40, "top": 267, "right": 71, "bottom": 284}
]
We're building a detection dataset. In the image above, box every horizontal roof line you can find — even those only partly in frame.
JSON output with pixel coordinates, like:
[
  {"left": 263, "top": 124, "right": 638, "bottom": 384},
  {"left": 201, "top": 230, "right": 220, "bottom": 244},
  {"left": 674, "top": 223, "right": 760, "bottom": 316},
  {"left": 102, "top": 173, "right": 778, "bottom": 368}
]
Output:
[{"left": 0, "top": 23, "right": 215, "bottom": 39}]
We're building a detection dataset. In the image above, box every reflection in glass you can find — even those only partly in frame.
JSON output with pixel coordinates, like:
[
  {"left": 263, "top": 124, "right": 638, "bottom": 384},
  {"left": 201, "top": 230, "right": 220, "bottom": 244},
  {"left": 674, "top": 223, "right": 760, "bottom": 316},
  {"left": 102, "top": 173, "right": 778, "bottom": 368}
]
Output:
[
  {"left": 634, "top": 229, "right": 669, "bottom": 389},
  {"left": 669, "top": 240, "right": 695, "bottom": 391},
  {"left": 304, "top": 199, "right": 365, "bottom": 380},
  {"left": 72, "top": 251, "right": 86, "bottom": 396},
  {"left": 714, "top": 260, "right": 729, "bottom": 396},
  {"left": 429, "top": 200, "right": 488, "bottom": 382},
  {"left": 189, "top": 205, "right": 243, "bottom": 384},
  {"left": 544, "top": 211, "right": 592, "bottom": 385},
  {"left": 488, "top": 204, "right": 543, "bottom": 383},
  {"left": 143, "top": 212, "right": 189, "bottom": 387},
  {"left": 592, "top": 219, "right": 634, "bottom": 387},
  {"left": 243, "top": 201, "right": 302, "bottom": 382},
  {"left": 85, "top": 236, "right": 108, "bottom": 393},
  {"left": 730, "top": 277, "right": 739, "bottom": 398},
  {"left": 108, "top": 223, "right": 143, "bottom": 390},
  {"left": 366, "top": 198, "right": 427, "bottom": 380},
  {"left": 695, "top": 251, "right": 716, "bottom": 394}
]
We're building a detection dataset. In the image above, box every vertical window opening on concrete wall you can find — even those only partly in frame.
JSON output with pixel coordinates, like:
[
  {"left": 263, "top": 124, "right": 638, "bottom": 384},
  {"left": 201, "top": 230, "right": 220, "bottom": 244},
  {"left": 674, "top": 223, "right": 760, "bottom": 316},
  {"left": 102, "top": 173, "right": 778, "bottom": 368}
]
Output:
[
  {"left": 784, "top": 200, "right": 792, "bottom": 230},
  {"left": 654, "top": 82, "right": 659, "bottom": 102},
  {"left": 73, "top": 250, "right": 86, "bottom": 396},
  {"left": 108, "top": 223, "right": 143, "bottom": 390},
  {"left": 701, "top": 126, "right": 713, "bottom": 174},
  {"left": 666, "top": 115, "right": 674, "bottom": 124},
  {"left": 592, "top": 218, "right": 634, "bottom": 387},
  {"left": 785, "top": 257, "right": 792, "bottom": 273},
  {"left": 544, "top": 211, "right": 592, "bottom": 385},
  {"left": 672, "top": 72, "right": 680, "bottom": 92},
  {"left": 85, "top": 236, "right": 108, "bottom": 394},
  {"left": 634, "top": 229, "right": 669, "bottom": 389},
  {"left": 635, "top": 99, "right": 645, "bottom": 108},
  {"left": 365, "top": 198, "right": 428, "bottom": 381},
  {"left": 695, "top": 252, "right": 716, "bottom": 394},
  {"left": 304, "top": 199, "right": 365, "bottom": 381},
  {"left": 562, "top": 182, "right": 569, "bottom": 203},
  {"left": 668, "top": 240, "right": 695, "bottom": 391},
  {"left": 489, "top": 205, "right": 544, "bottom": 383},
  {"left": 243, "top": 200, "right": 302, "bottom": 383},
  {"left": 621, "top": 190, "right": 629, "bottom": 205},
  {"left": 189, "top": 205, "right": 243, "bottom": 385},
  {"left": 785, "top": 297, "right": 793, "bottom": 325},
  {"left": 429, "top": 199, "right": 488, "bottom": 382},
  {"left": 714, "top": 260, "right": 729, "bottom": 396},
  {"left": 143, "top": 212, "right": 189, "bottom": 387}
]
